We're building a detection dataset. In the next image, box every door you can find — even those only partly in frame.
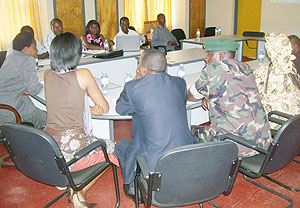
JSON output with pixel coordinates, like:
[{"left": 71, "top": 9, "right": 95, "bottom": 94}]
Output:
[
  {"left": 55, "top": 0, "right": 84, "bottom": 38},
  {"left": 189, "top": 0, "right": 205, "bottom": 38},
  {"left": 236, "top": 0, "right": 262, "bottom": 58}
]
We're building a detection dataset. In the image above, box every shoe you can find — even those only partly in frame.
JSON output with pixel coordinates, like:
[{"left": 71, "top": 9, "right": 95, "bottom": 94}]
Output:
[
  {"left": 67, "top": 188, "right": 97, "bottom": 208},
  {"left": 123, "top": 184, "right": 143, "bottom": 204}
]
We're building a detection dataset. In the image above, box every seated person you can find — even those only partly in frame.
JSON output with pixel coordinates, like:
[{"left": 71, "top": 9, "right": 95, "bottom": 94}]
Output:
[
  {"left": 0, "top": 32, "right": 46, "bottom": 128},
  {"left": 152, "top": 13, "right": 178, "bottom": 51},
  {"left": 254, "top": 33, "right": 300, "bottom": 120},
  {"left": 187, "top": 38, "right": 271, "bottom": 158},
  {"left": 113, "top": 16, "right": 140, "bottom": 50},
  {"left": 44, "top": 18, "right": 63, "bottom": 53},
  {"left": 81, "top": 19, "right": 113, "bottom": 51},
  {"left": 288, "top": 34, "right": 300, "bottom": 75},
  {"left": 6, "top": 25, "right": 49, "bottom": 59},
  {"left": 115, "top": 49, "right": 195, "bottom": 201},
  {"left": 44, "top": 32, "right": 118, "bottom": 207}
]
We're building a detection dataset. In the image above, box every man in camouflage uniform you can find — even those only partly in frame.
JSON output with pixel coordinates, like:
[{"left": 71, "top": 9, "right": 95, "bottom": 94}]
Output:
[{"left": 187, "top": 38, "right": 272, "bottom": 157}]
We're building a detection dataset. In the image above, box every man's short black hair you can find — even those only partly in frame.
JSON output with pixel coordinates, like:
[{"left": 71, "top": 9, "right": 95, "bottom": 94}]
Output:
[
  {"left": 12, "top": 32, "right": 34, "bottom": 51},
  {"left": 120, "top": 16, "right": 129, "bottom": 25},
  {"left": 157, "top": 13, "right": 165, "bottom": 19},
  {"left": 20, "top": 25, "right": 34, "bottom": 34},
  {"left": 50, "top": 18, "right": 62, "bottom": 26}
]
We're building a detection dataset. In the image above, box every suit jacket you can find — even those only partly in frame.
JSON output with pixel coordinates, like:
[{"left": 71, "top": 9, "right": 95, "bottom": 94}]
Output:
[
  {"left": 116, "top": 72, "right": 195, "bottom": 184},
  {"left": 0, "top": 50, "right": 43, "bottom": 123}
]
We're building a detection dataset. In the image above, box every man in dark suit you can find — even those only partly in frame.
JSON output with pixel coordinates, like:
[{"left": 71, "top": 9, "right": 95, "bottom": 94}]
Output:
[{"left": 115, "top": 49, "right": 195, "bottom": 201}]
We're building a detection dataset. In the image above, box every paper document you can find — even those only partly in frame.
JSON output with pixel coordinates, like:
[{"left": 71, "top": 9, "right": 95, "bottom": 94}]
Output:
[
  {"left": 38, "top": 58, "right": 51, "bottom": 66},
  {"left": 83, "top": 50, "right": 106, "bottom": 55}
]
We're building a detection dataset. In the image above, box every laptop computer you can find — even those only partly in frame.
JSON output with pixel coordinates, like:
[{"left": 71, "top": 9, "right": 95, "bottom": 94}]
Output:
[{"left": 116, "top": 35, "right": 140, "bottom": 52}]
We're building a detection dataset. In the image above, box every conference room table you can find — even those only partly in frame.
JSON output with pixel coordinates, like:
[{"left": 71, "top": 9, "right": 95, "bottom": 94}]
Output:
[
  {"left": 181, "top": 34, "right": 265, "bottom": 62},
  {"left": 32, "top": 47, "right": 269, "bottom": 141},
  {"left": 32, "top": 48, "right": 208, "bottom": 141}
]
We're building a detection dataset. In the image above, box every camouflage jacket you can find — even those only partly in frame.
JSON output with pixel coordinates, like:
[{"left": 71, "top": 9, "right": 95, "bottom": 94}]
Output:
[{"left": 194, "top": 59, "right": 272, "bottom": 157}]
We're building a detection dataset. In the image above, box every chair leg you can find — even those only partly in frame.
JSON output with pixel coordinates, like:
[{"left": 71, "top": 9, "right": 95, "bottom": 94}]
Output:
[
  {"left": 293, "top": 158, "right": 300, "bottom": 164},
  {"left": 243, "top": 175, "right": 293, "bottom": 208},
  {"left": 0, "top": 153, "right": 14, "bottom": 168},
  {"left": 112, "top": 165, "right": 120, "bottom": 208},
  {"left": 207, "top": 200, "right": 223, "bottom": 208},
  {"left": 134, "top": 177, "right": 139, "bottom": 208},
  {"left": 43, "top": 189, "right": 68, "bottom": 208},
  {"left": 263, "top": 174, "right": 300, "bottom": 192}
]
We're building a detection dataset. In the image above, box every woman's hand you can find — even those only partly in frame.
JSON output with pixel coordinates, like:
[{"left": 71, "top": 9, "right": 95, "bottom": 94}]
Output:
[{"left": 90, "top": 104, "right": 103, "bottom": 116}]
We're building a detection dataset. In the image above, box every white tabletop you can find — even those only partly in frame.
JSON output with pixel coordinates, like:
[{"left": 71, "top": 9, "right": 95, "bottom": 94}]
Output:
[
  {"left": 166, "top": 48, "right": 206, "bottom": 66},
  {"left": 181, "top": 34, "right": 265, "bottom": 45}
]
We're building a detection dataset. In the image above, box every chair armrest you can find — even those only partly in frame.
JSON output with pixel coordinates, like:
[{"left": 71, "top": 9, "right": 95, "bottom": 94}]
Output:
[
  {"left": 136, "top": 155, "right": 150, "bottom": 180},
  {"left": 270, "top": 129, "right": 278, "bottom": 137},
  {"left": 21, "top": 122, "right": 34, "bottom": 127},
  {"left": 268, "top": 117, "right": 286, "bottom": 126},
  {"left": 220, "top": 133, "right": 268, "bottom": 155},
  {"left": 68, "top": 140, "right": 106, "bottom": 166},
  {"left": 268, "top": 111, "right": 292, "bottom": 119},
  {"left": 186, "top": 101, "right": 203, "bottom": 111},
  {"left": 152, "top": 45, "right": 167, "bottom": 53}
]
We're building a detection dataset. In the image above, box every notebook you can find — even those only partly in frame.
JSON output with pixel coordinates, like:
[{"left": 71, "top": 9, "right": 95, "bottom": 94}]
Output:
[{"left": 116, "top": 35, "right": 140, "bottom": 52}]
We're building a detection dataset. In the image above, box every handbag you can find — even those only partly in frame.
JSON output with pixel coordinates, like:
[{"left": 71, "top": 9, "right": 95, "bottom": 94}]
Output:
[
  {"left": 242, "top": 31, "right": 265, "bottom": 49},
  {"left": 242, "top": 31, "right": 265, "bottom": 37}
]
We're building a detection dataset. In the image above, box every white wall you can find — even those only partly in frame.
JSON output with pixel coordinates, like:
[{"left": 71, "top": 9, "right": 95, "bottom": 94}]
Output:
[
  {"left": 171, "top": 0, "right": 188, "bottom": 36},
  {"left": 84, "top": 0, "right": 96, "bottom": 24},
  {"left": 261, "top": 0, "right": 300, "bottom": 36},
  {"left": 39, "top": 0, "right": 54, "bottom": 39},
  {"left": 205, "top": 0, "right": 235, "bottom": 35}
]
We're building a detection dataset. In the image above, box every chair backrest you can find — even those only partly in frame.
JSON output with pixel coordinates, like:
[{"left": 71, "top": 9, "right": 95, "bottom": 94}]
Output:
[
  {"left": 204, "top": 27, "right": 216, "bottom": 37},
  {"left": 1, "top": 123, "right": 70, "bottom": 187},
  {"left": 262, "top": 114, "right": 300, "bottom": 174},
  {"left": 152, "top": 141, "right": 239, "bottom": 207},
  {"left": 0, "top": 51, "right": 7, "bottom": 68},
  {"left": 171, "top": 28, "right": 186, "bottom": 43}
]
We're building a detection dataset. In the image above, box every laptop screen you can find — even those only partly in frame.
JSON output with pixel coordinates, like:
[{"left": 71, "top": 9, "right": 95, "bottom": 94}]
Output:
[{"left": 116, "top": 35, "right": 140, "bottom": 51}]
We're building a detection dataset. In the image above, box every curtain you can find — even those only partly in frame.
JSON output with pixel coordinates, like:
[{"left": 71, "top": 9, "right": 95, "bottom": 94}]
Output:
[
  {"left": 124, "top": 0, "right": 147, "bottom": 34},
  {"left": 0, "top": 0, "right": 42, "bottom": 51},
  {"left": 124, "top": 0, "right": 172, "bottom": 34}
]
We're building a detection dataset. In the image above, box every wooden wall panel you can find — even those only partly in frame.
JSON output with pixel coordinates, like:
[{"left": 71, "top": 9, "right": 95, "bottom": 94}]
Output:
[
  {"left": 55, "top": 0, "right": 84, "bottom": 38},
  {"left": 97, "top": 0, "right": 118, "bottom": 40},
  {"left": 189, "top": 0, "right": 205, "bottom": 38},
  {"left": 237, "top": 0, "right": 262, "bottom": 58}
]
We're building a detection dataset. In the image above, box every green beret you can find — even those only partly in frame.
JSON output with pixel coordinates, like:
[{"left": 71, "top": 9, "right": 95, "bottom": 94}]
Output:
[{"left": 203, "top": 38, "right": 239, "bottom": 52}]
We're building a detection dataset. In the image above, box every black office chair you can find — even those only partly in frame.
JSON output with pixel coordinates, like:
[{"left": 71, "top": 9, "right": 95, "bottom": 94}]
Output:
[
  {"left": 134, "top": 141, "right": 241, "bottom": 208},
  {"left": 1, "top": 123, "right": 120, "bottom": 208},
  {"left": 221, "top": 112, "right": 300, "bottom": 208},
  {"left": 171, "top": 28, "right": 186, "bottom": 50},
  {"left": 0, "top": 51, "right": 7, "bottom": 68},
  {"left": 0, "top": 104, "right": 21, "bottom": 168},
  {"left": 204, "top": 27, "right": 216, "bottom": 37},
  {"left": 128, "top": 26, "right": 136, "bottom": 31}
]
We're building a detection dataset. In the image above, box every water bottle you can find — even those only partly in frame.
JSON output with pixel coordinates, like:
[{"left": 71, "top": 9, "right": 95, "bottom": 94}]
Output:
[
  {"left": 196, "top": 28, "right": 201, "bottom": 41},
  {"left": 124, "top": 71, "right": 132, "bottom": 83},
  {"left": 104, "top": 39, "right": 109, "bottom": 54},
  {"left": 258, "top": 49, "right": 265, "bottom": 65},
  {"left": 100, "top": 71, "right": 109, "bottom": 95},
  {"left": 218, "top": 26, "right": 222, "bottom": 37},
  {"left": 177, "top": 64, "right": 185, "bottom": 79},
  {"left": 215, "top": 27, "right": 219, "bottom": 37}
]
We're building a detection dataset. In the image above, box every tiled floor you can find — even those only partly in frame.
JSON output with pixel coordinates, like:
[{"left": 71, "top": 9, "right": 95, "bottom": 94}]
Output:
[{"left": 1, "top": 134, "right": 300, "bottom": 208}]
